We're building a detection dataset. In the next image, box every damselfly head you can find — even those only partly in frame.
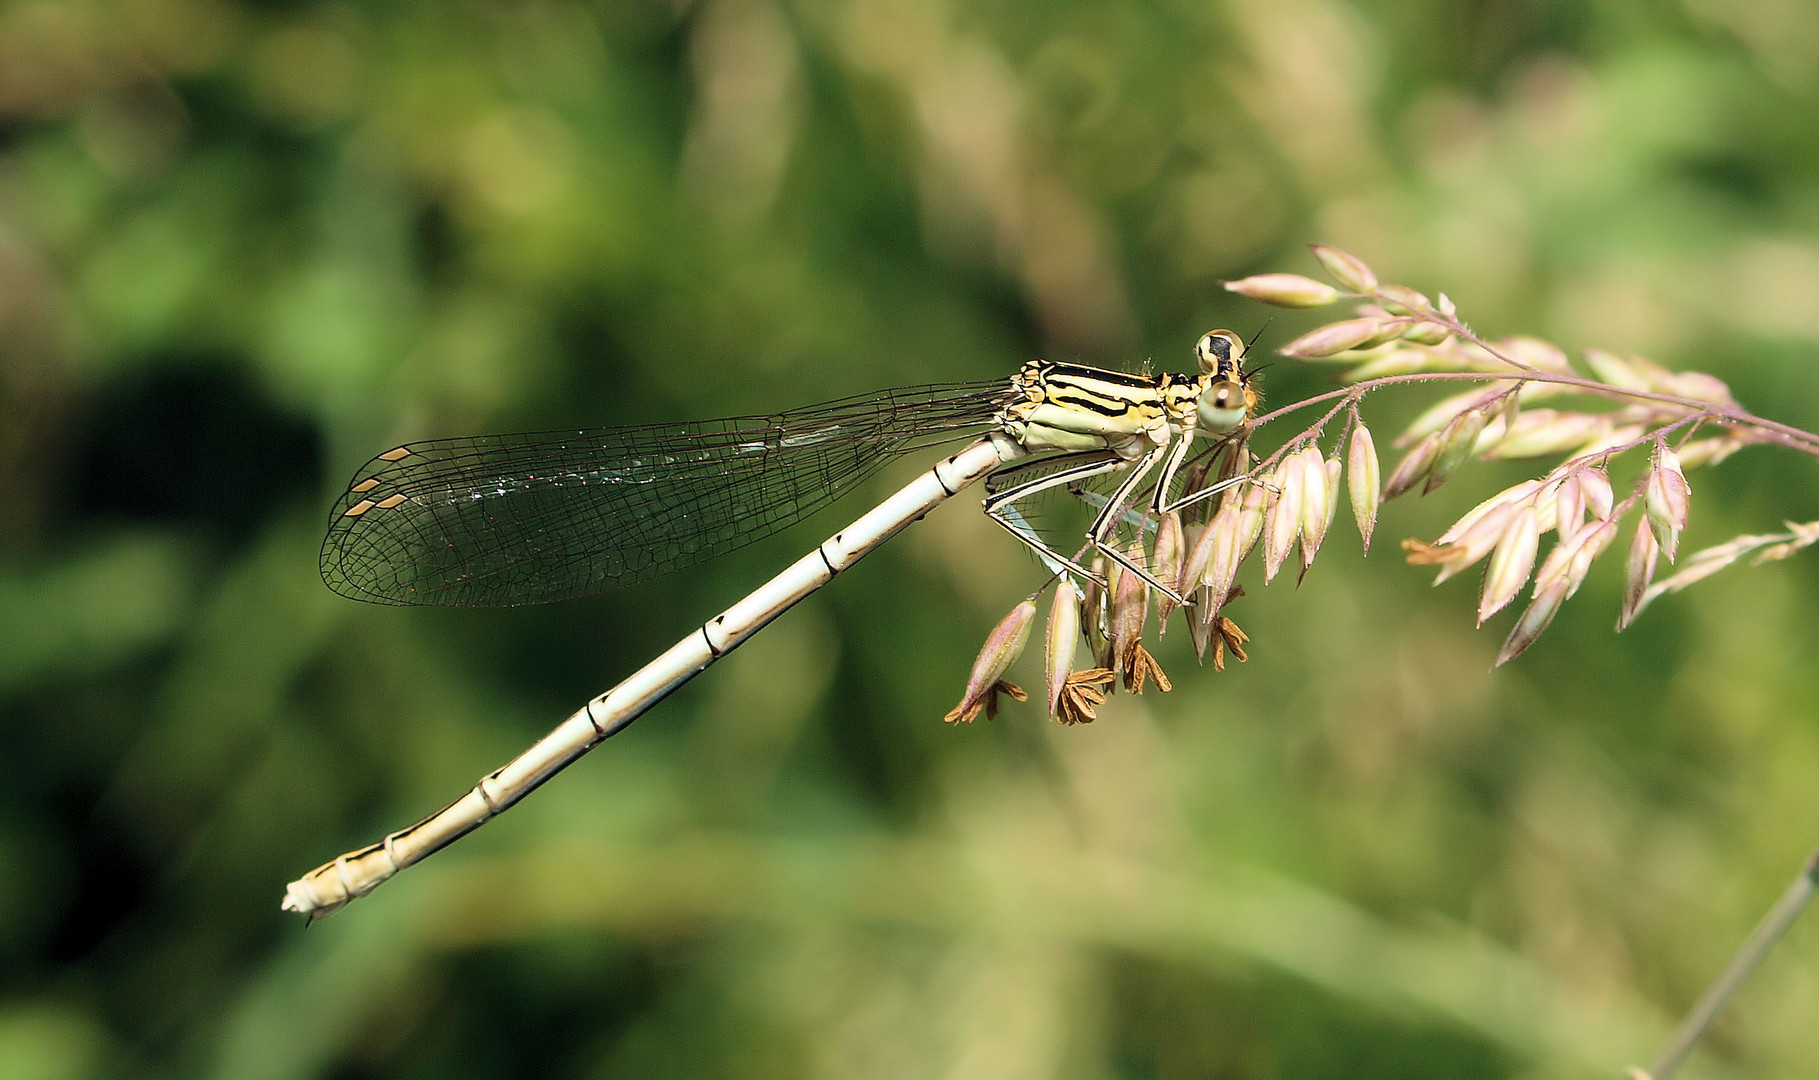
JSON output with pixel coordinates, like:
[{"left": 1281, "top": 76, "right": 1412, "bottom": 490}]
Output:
[
  {"left": 1193, "top": 328, "right": 1258, "bottom": 435},
  {"left": 1194, "top": 328, "right": 1246, "bottom": 377}
]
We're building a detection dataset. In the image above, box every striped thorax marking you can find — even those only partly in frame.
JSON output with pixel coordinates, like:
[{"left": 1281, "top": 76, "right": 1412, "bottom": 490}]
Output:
[
  {"left": 996, "top": 356, "right": 1231, "bottom": 459},
  {"left": 1001, "top": 362, "right": 1163, "bottom": 455},
  {"left": 992, "top": 330, "right": 1257, "bottom": 463}
]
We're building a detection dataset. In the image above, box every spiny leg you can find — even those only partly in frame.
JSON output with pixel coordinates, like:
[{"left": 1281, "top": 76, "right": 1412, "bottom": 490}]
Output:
[
  {"left": 1083, "top": 442, "right": 1191, "bottom": 605},
  {"left": 1090, "top": 434, "right": 1273, "bottom": 604},
  {"left": 1087, "top": 452, "right": 1267, "bottom": 538},
  {"left": 1155, "top": 435, "right": 1265, "bottom": 516},
  {"left": 983, "top": 451, "right": 1130, "bottom": 586},
  {"left": 1147, "top": 426, "right": 1197, "bottom": 516},
  {"left": 989, "top": 440, "right": 1260, "bottom": 606},
  {"left": 1159, "top": 471, "right": 1253, "bottom": 515},
  {"left": 985, "top": 449, "right": 1119, "bottom": 500},
  {"left": 986, "top": 449, "right": 1121, "bottom": 579},
  {"left": 993, "top": 501, "right": 1071, "bottom": 579}
]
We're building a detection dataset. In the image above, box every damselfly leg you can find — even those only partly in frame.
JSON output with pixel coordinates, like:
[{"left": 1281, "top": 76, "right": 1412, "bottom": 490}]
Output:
[
  {"left": 982, "top": 449, "right": 1131, "bottom": 585},
  {"left": 983, "top": 431, "right": 1259, "bottom": 605}
]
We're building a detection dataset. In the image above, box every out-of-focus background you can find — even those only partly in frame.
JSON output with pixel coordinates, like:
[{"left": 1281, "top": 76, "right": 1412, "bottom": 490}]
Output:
[{"left": 3, "top": 0, "right": 1819, "bottom": 1076}]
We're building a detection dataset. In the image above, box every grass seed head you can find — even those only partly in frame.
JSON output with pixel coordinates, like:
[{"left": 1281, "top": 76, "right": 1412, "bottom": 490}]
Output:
[
  {"left": 1497, "top": 336, "right": 1573, "bottom": 374},
  {"left": 1645, "top": 443, "right": 1691, "bottom": 562},
  {"left": 1154, "top": 511, "right": 1187, "bottom": 625},
  {"left": 1402, "top": 319, "right": 1451, "bottom": 346},
  {"left": 1323, "top": 454, "right": 1343, "bottom": 532},
  {"left": 1109, "top": 545, "right": 1149, "bottom": 677},
  {"left": 1667, "top": 370, "right": 1736, "bottom": 406},
  {"left": 1344, "top": 348, "right": 1435, "bottom": 381},
  {"left": 1375, "top": 283, "right": 1431, "bottom": 316},
  {"left": 1309, "top": 244, "right": 1379, "bottom": 292},
  {"left": 1223, "top": 273, "right": 1340, "bottom": 308},
  {"left": 1237, "top": 482, "right": 1269, "bottom": 558},
  {"left": 1555, "top": 473, "right": 1587, "bottom": 543},
  {"left": 1480, "top": 506, "right": 1541, "bottom": 624},
  {"left": 1644, "top": 537, "right": 1753, "bottom": 603},
  {"left": 1620, "top": 515, "right": 1660, "bottom": 630},
  {"left": 1426, "top": 407, "right": 1487, "bottom": 493},
  {"left": 1281, "top": 318, "right": 1397, "bottom": 359},
  {"left": 1262, "top": 458, "right": 1306, "bottom": 582},
  {"left": 1177, "top": 513, "right": 1221, "bottom": 599},
  {"left": 1297, "top": 446, "right": 1333, "bottom": 573},
  {"left": 1402, "top": 387, "right": 1497, "bottom": 443},
  {"left": 1482, "top": 410, "right": 1612, "bottom": 460},
  {"left": 1348, "top": 425, "right": 1381, "bottom": 552},
  {"left": 1438, "top": 480, "right": 1543, "bottom": 546},
  {"left": 1579, "top": 467, "right": 1614, "bottom": 521},
  {"left": 1406, "top": 500, "right": 1518, "bottom": 585},
  {"left": 1084, "top": 555, "right": 1112, "bottom": 668},
  {"left": 1584, "top": 348, "right": 1655, "bottom": 392},
  {"left": 1382, "top": 432, "right": 1442, "bottom": 501},
  {"left": 1046, "top": 580, "right": 1081, "bottom": 718},
  {"left": 1535, "top": 514, "right": 1618, "bottom": 599},
  {"left": 1676, "top": 436, "right": 1746, "bottom": 469},
  {"left": 1496, "top": 576, "right": 1570, "bottom": 666},
  {"left": 945, "top": 600, "right": 1036, "bottom": 723}
]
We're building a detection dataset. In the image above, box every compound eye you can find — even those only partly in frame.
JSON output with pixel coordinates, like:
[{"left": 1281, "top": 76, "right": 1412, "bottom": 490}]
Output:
[
  {"left": 1197, "top": 376, "right": 1252, "bottom": 434},
  {"left": 1194, "top": 329, "right": 1243, "bottom": 375}
]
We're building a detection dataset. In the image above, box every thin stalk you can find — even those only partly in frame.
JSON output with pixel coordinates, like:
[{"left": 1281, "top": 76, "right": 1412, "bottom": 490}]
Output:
[{"left": 1629, "top": 846, "right": 1819, "bottom": 1080}]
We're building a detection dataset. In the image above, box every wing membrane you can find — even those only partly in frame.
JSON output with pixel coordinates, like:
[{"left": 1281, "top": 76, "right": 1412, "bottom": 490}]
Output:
[{"left": 322, "top": 381, "right": 1010, "bottom": 606}]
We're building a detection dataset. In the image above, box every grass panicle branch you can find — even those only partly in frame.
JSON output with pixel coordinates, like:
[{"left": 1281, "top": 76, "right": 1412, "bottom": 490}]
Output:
[{"left": 1225, "top": 245, "right": 1819, "bottom": 664}]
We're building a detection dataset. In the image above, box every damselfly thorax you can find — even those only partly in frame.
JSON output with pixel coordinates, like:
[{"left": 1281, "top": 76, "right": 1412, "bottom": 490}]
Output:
[
  {"left": 984, "top": 329, "right": 1258, "bottom": 600},
  {"left": 322, "top": 329, "right": 1256, "bottom": 608}
]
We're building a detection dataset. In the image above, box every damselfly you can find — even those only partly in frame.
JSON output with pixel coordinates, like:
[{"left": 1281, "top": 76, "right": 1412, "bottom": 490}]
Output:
[{"left": 286, "top": 330, "right": 1258, "bottom": 917}]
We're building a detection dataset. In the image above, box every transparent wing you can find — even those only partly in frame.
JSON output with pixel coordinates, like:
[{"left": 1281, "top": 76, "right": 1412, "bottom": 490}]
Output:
[{"left": 322, "top": 381, "right": 1011, "bottom": 606}]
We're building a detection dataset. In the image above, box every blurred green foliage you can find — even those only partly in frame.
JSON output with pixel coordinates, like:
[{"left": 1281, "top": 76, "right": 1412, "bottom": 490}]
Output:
[{"left": 3, "top": 0, "right": 1819, "bottom": 1077}]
